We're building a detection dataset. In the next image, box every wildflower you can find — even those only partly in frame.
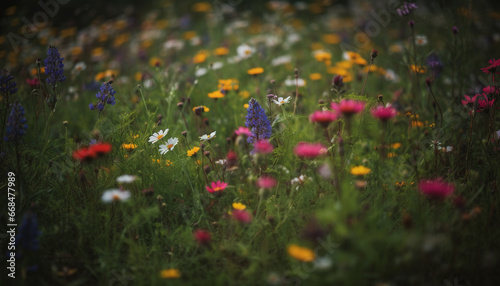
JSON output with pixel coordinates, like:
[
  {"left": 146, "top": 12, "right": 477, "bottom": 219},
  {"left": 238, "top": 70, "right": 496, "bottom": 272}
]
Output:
[
  {"left": 116, "top": 175, "right": 137, "bottom": 184},
  {"left": 284, "top": 78, "right": 306, "bottom": 86},
  {"left": 418, "top": 179, "right": 455, "bottom": 200},
  {"left": 236, "top": 44, "right": 255, "bottom": 58},
  {"left": 331, "top": 99, "right": 365, "bottom": 117},
  {"left": 410, "top": 65, "right": 426, "bottom": 73},
  {"left": 272, "top": 96, "right": 292, "bottom": 106},
  {"left": 235, "top": 126, "right": 253, "bottom": 137},
  {"left": 149, "top": 129, "right": 169, "bottom": 144},
  {"left": 253, "top": 139, "right": 274, "bottom": 154},
  {"left": 89, "top": 81, "right": 116, "bottom": 112},
  {"left": 214, "top": 47, "right": 229, "bottom": 56},
  {"left": 309, "top": 110, "right": 338, "bottom": 127},
  {"left": 232, "top": 202, "right": 246, "bottom": 210},
  {"left": 160, "top": 269, "right": 181, "bottom": 279},
  {"left": 371, "top": 104, "right": 397, "bottom": 121},
  {"left": 193, "top": 50, "right": 208, "bottom": 64},
  {"left": 195, "top": 67, "right": 207, "bottom": 77},
  {"left": 187, "top": 146, "right": 200, "bottom": 156},
  {"left": 461, "top": 94, "right": 478, "bottom": 106},
  {"left": 194, "top": 229, "right": 211, "bottom": 245},
  {"left": 256, "top": 176, "right": 277, "bottom": 189},
  {"left": 332, "top": 75, "right": 344, "bottom": 89},
  {"left": 206, "top": 181, "right": 228, "bottom": 194},
  {"left": 426, "top": 53, "right": 443, "bottom": 78},
  {"left": 208, "top": 89, "right": 225, "bottom": 99},
  {"left": 232, "top": 209, "right": 252, "bottom": 224},
  {"left": 121, "top": 143, "right": 137, "bottom": 150},
  {"left": 481, "top": 58, "right": 500, "bottom": 75},
  {"left": 483, "top": 86, "right": 498, "bottom": 94},
  {"left": 16, "top": 213, "right": 41, "bottom": 251},
  {"left": 294, "top": 142, "right": 327, "bottom": 159},
  {"left": 101, "top": 189, "right": 131, "bottom": 202},
  {"left": 415, "top": 35, "right": 428, "bottom": 46},
  {"left": 350, "top": 166, "right": 371, "bottom": 176},
  {"left": 193, "top": 106, "right": 209, "bottom": 113},
  {"left": 159, "top": 137, "right": 179, "bottom": 154},
  {"left": 313, "top": 50, "right": 332, "bottom": 63},
  {"left": 247, "top": 67, "right": 264, "bottom": 75},
  {"left": 200, "top": 131, "right": 216, "bottom": 141},
  {"left": 245, "top": 98, "right": 272, "bottom": 144},
  {"left": 343, "top": 51, "right": 367, "bottom": 65},
  {"left": 44, "top": 46, "right": 65, "bottom": 87},
  {"left": 72, "top": 142, "right": 112, "bottom": 161},
  {"left": 149, "top": 57, "right": 162, "bottom": 67},
  {"left": 271, "top": 55, "right": 292, "bottom": 66},
  {"left": 0, "top": 69, "right": 17, "bottom": 95},
  {"left": 309, "top": 73, "right": 322, "bottom": 81},
  {"left": 397, "top": 2, "right": 418, "bottom": 16},
  {"left": 4, "top": 102, "right": 27, "bottom": 142},
  {"left": 476, "top": 95, "right": 495, "bottom": 112},
  {"left": 287, "top": 244, "right": 315, "bottom": 262}
]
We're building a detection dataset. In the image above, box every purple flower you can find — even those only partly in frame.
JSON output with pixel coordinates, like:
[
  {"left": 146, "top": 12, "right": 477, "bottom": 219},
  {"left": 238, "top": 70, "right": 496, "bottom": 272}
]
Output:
[
  {"left": 4, "top": 102, "right": 27, "bottom": 142},
  {"left": 0, "top": 69, "right": 17, "bottom": 95},
  {"left": 245, "top": 98, "right": 271, "bottom": 144},
  {"left": 89, "top": 81, "right": 116, "bottom": 113},
  {"left": 397, "top": 2, "right": 418, "bottom": 16},
  {"left": 44, "top": 46, "right": 65, "bottom": 87}
]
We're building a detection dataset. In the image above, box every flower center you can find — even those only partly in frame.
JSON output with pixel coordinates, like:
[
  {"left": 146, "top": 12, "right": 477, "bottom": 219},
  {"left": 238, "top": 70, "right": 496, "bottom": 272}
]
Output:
[
  {"left": 280, "top": 101, "right": 284, "bottom": 104},
  {"left": 112, "top": 194, "right": 121, "bottom": 201},
  {"left": 167, "top": 144, "right": 174, "bottom": 149},
  {"left": 245, "top": 50, "right": 251, "bottom": 55},
  {"left": 157, "top": 134, "right": 164, "bottom": 140},
  {"left": 207, "top": 135, "right": 211, "bottom": 138},
  {"left": 213, "top": 187, "right": 222, "bottom": 192}
]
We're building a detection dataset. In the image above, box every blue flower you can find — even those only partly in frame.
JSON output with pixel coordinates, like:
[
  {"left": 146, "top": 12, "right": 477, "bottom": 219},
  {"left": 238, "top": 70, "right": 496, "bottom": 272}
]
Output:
[
  {"left": 4, "top": 102, "right": 27, "bottom": 142},
  {"left": 44, "top": 46, "right": 65, "bottom": 87},
  {"left": 0, "top": 69, "right": 17, "bottom": 95},
  {"left": 89, "top": 81, "right": 117, "bottom": 113},
  {"left": 245, "top": 98, "right": 271, "bottom": 144},
  {"left": 426, "top": 53, "right": 443, "bottom": 79}
]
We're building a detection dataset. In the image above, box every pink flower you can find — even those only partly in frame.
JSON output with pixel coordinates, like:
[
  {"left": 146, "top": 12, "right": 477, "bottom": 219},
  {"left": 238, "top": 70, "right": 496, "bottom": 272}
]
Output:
[
  {"left": 476, "top": 95, "right": 495, "bottom": 112},
  {"left": 481, "top": 58, "right": 500, "bottom": 74},
  {"left": 309, "top": 110, "right": 338, "bottom": 127},
  {"left": 235, "top": 126, "right": 253, "bottom": 137},
  {"left": 253, "top": 139, "right": 274, "bottom": 154},
  {"left": 461, "top": 94, "right": 478, "bottom": 106},
  {"left": 294, "top": 142, "right": 327, "bottom": 159},
  {"left": 232, "top": 209, "right": 252, "bottom": 224},
  {"left": 482, "top": 86, "right": 498, "bottom": 94},
  {"left": 256, "top": 176, "right": 277, "bottom": 189},
  {"left": 26, "top": 78, "right": 39, "bottom": 88},
  {"left": 418, "top": 179, "right": 455, "bottom": 200},
  {"left": 331, "top": 99, "right": 365, "bottom": 117},
  {"left": 194, "top": 229, "right": 211, "bottom": 245},
  {"left": 205, "top": 181, "right": 228, "bottom": 194},
  {"left": 370, "top": 104, "right": 397, "bottom": 121}
]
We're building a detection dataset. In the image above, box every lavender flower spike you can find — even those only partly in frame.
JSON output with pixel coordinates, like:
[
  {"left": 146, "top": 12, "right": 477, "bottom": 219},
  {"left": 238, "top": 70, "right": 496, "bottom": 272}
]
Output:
[{"left": 245, "top": 98, "right": 272, "bottom": 144}]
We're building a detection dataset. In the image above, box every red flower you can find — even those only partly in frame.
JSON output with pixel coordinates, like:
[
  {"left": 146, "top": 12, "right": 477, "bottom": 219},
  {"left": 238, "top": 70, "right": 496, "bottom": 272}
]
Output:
[
  {"left": 232, "top": 209, "right": 252, "bottom": 224},
  {"left": 476, "top": 95, "right": 495, "bottom": 112},
  {"left": 294, "top": 142, "right": 327, "bottom": 159},
  {"left": 26, "top": 78, "right": 39, "bottom": 88},
  {"left": 480, "top": 58, "right": 500, "bottom": 74},
  {"left": 91, "top": 142, "right": 113, "bottom": 155},
  {"left": 253, "top": 139, "right": 274, "bottom": 154},
  {"left": 418, "top": 179, "right": 455, "bottom": 200},
  {"left": 193, "top": 229, "right": 211, "bottom": 245},
  {"left": 370, "top": 104, "right": 397, "bottom": 121},
  {"left": 72, "top": 142, "right": 112, "bottom": 161},
  {"left": 309, "top": 110, "right": 338, "bottom": 127},
  {"left": 461, "top": 94, "right": 478, "bottom": 106},
  {"left": 331, "top": 99, "right": 365, "bottom": 117},
  {"left": 256, "top": 176, "right": 277, "bottom": 189},
  {"left": 205, "top": 181, "right": 228, "bottom": 194}
]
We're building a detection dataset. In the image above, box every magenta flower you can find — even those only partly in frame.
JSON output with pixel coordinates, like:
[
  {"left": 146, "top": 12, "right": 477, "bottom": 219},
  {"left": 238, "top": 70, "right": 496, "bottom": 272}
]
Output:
[
  {"left": 482, "top": 86, "right": 498, "bottom": 94},
  {"left": 205, "top": 181, "right": 228, "bottom": 194},
  {"left": 235, "top": 126, "right": 253, "bottom": 137},
  {"left": 309, "top": 110, "right": 338, "bottom": 127},
  {"left": 256, "top": 176, "right": 277, "bottom": 189},
  {"left": 476, "top": 95, "right": 495, "bottom": 112},
  {"left": 370, "top": 104, "right": 397, "bottom": 121},
  {"left": 480, "top": 58, "right": 500, "bottom": 75},
  {"left": 418, "top": 179, "right": 455, "bottom": 200},
  {"left": 331, "top": 99, "right": 365, "bottom": 117},
  {"left": 232, "top": 209, "right": 252, "bottom": 224},
  {"left": 253, "top": 139, "right": 274, "bottom": 154},
  {"left": 294, "top": 142, "right": 327, "bottom": 159},
  {"left": 193, "top": 229, "right": 211, "bottom": 245},
  {"left": 461, "top": 94, "right": 478, "bottom": 106}
]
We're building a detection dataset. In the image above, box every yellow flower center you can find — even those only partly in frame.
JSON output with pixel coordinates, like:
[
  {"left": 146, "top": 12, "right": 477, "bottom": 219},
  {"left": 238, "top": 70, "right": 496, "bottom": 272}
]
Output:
[
  {"left": 213, "top": 187, "right": 222, "bottom": 192},
  {"left": 280, "top": 100, "right": 284, "bottom": 104},
  {"left": 167, "top": 144, "right": 174, "bottom": 149},
  {"left": 207, "top": 135, "right": 211, "bottom": 138},
  {"left": 245, "top": 50, "right": 251, "bottom": 55},
  {"left": 112, "top": 194, "right": 121, "bottom": 201},
  {"left": 157, "top": 134, "right": 164, "bottom": 140}
]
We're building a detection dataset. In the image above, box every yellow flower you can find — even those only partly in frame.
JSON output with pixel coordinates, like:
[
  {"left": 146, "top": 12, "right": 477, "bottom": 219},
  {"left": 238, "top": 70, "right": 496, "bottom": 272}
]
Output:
[
  {"left": 192, "top": 105, "right": 209, "bottom": 112},
  {"left": 91, "top": 47, "right": 104, "bottom": 57},
  {"left": 232, "top": 202, "right": 246, "bottom": 210},
  {"left": 247, "top": 67, "right": 264, "bottom": 75},
  {"left": 336, "top": 60, "right": 353, "bottom": 69},
  {"left": 239, "top": 90, "right": 250, "bottom": 99},
  {"left": 218, "top": 79, "right": 239, "bottom": 91},
  {"left": 214, "top": 47, "right": 229, "bottom": 56},
  {"left": 191, "top": 2, "right": 211, "bottom": 12},
  {"left": 410, "top": 65, "right": 426, "bottom": 73},
  {"left": 193, "top": 50, "right": 209, "bottom": 64},
  {"left": 344, "top": 51, "right": 368, "bottom": 65},
  {"left": 141, "top": 40, "right": 153, "bottom": 49},
  {"left": 244, "top": 104, "right": 249, "bottom": 109},
  {"left": 208, "top": 90, "right": 225, "bottom": 99},
  {"left": 322, "top": 33, "right": 341, "bottom": 44},
  {"left": 387, "top": 152, "right": 397, "bottom": 158},
  {"left": 310, "top": 42, "right": 324, "bottom": 51},
  {"left": 309, "top": 73, "right": 322, "bottom": 81},
  {"left": 391, "top": 143, "right": 402, "bottom": 149},
  {"left": 71, "top": 46, "right": 82, "bottom": 56},
  {"left": 183, "top": 31, "right": 196, "bottom": 40},
  {"left": 121, "top": 143, "right": 138, "bottom": 150},
  {"left": 411, "top": 121, "right": 424, "bottom": 128},
  {"left": 187, "top": 146, "right": 200, "bottom": 157},
  {"left": 149, "top": 57, "right": 162, "bottom": 67},
  {"left": 313, "top": 51, "right": 331, "bottom": 63},
  {"left": 134, "top": 72, "right": 143, "bottom": 82},
  {"left": 114, "top": 33, "right": 130, "bottom": 47},
  {"left": 287, "top": 245, "right": 315, "bottom": 262},
  {"left": 160, "top": 268, "right": 181, "bottom": 279},
  {"left": 350, "top": 166, "right": 371, "bottom": 176}
]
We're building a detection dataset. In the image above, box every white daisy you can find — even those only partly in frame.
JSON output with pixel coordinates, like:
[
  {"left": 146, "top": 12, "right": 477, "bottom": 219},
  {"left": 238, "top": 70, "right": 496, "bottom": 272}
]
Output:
[
  {"left": 236, "top": 44, "right": 255, "bottom": 58},
  {"left": 159, "top": 137, "right": 179, "bottom": 154},
  {"left": 200, "top": 131, "right": 216, "bottom": 141},
  {"left": 271, "top": 55, "right": 292, "bottom": 66},
  {"left": 415, "top": 35, "right": 428, "bottom": 46},
  {"left": 211, "top": 62, "right": 224, "bottom": 70},
  {"left": 215, "top": 159, "right": 227, "bottom": 165},
  {"left": 273, "top": 96, "right": 292, "bottom": 106},
  {"left": 116, "top": 175, "right": 138, "bottom": 184},
  {"left": 101, "top": 189, "right": 131, "bottom": 203},
  {"left": 149, "top": 129, "right": 169, "bottom": 144},
  {"left": 284, "top": 78, "right": 306, "bottom": 87},
  {"left": 195, "top": 67, "right": 208, "bottom": 77}
]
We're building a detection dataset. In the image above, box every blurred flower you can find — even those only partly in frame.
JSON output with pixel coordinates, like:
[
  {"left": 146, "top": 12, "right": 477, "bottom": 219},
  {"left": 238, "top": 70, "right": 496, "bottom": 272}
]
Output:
[
  {"left": 4, "top": 102, "right": 27, "bottom": 142},
  {"left": 331, "top": 99, "right": 365, "bottom": 117},
  {"left": 371, "top": 104, "right": 397, "bottom": 121},
  {"left": 397, "top": 2, "right": 418, "bottom": 16},
  {"left": 245, "top": 98, "right": 272, "bottom": 144},
  {"left": 461, "top": 94, "right": 478, "bottom": 106},
  {"left": 149, "top": 57, "right": 162, "bottom": 67},
  {"left": 476, "top": 95, "right": 495, "bottom": 112},
  {"left": 44, "top": 46, "right": 65, "bottom": 87},
  {"left": 426, "top": 53, "right": 443, "bottom": 78},
  {"left": 159, "top": 137, "right": 179, "bottom": 154},
  {"left": 253, "top": 139, "right": 274, "bottom": 154},
  {"left": 0, "top": 69, "right": 17, "bottom": 95},
  {"left": 101, "top": 189, "right": 131, "bottom": 202},
  {"left": 200, "top": 131, "right": 216, "bottom": 141},
  {"left": 294, "top": 142, "right": 327, "bottom": 159},
  {"left": 192, "top": 2, "right": 211, "bottom": 12},
  {"left": 235, "top": 126, "right": 253, "bottom": 137},
  {"left": 271, "top": 55, "right": 292, "bottom": 66},
  {"left": 237, "top": 44, "right": 255, "bottom": 58},
  {"left": 309, "top": 73, "right": 322, "bottom": 81},
  {"left": 272, "top": 96, "right": 292, "bottom": 106},
  {"left": 350, "top": 166, "right": 371, "bottom": 176},
  {"left": 214, "top": 47, "right": 229, "bottom": 56},
  {"left": 287, "top": 244, "right": 315, "bottom": 262},
  {"left": 206, "top": 181, "right": 228, "bottom": 194},
  {"left": 257, "top": 176, "right": 277, "bottom": 189},
  {"left": 208, "top": 89, "right": 225, "bottom": 99},
  {"left": 159, "top": 269, "right": 181, "bottom": 279},
  {"left": 89, "top": 81, "right": 116, "bottom": 112},
  {"left": 285, "top": 78, "right": 306, "bottom": 86},
  {"left": 247, "top": 67, "right": 264, "bottom": 75},
  {"left": 309, "top": 110, "right": 338, "bottom": 127},
  {"left": 72, "top": 142, "right": 112, "bottom": 161},
  {"left": 232, "top": 209, "right": 252, "bottom": 224},
  {"left": 121, "top": 143, "right": 137, "bottom": 150},
  {"left": 194, "top": 229, "right": 211, "bottom": 245},
  {"left": 26, "top": 77, "right": 39, "bottom": 88},
  {"left": 410, "top": 65, "right": 426, "bottom": 73},
  {"left": 418, "top": 179, "right": 455, "bottom": 200},
  {"left": 116, "top": 175, "right": 137, "bottom": 184},
  {"left": 481, "top": 58, "right": 500, "bottom": 75},
  {"left": 232, "top": 202, "right": 246, "bottom": 210},
  {"left": 415, "top": 35, "right": 428, "bottom": 46},
  {"left": 187, "top": 146, "right": 200, "bottom": 157},
  {"left": 149, "top": 129, "right": 169, "bottom": 144},
  {"left": 343, "top": 51, "right": 367, "bottom": 65}
]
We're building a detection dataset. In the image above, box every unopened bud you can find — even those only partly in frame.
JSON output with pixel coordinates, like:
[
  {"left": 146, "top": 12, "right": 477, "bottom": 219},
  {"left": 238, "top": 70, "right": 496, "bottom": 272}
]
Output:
[
  {"left": 408, "top": 20, "right": 415, "bottom": 27},
  {"left": 425, "top": 77, "right": 432, "bottom": 87},
  {"left": 370, "top": 49, "right": 378, "bottom": 60}
]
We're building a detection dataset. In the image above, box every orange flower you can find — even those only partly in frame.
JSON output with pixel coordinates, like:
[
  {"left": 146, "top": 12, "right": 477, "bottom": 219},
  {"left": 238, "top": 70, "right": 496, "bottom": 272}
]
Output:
[
  {"left": 214, "top": 47, "right": 229, "bottom": 56},
  {"left": 344, "top": 51, "right": 368, "bottom": 65},
  {"left": 309, "top": 73, "right": 322, "bottom": 81},
  {"left": 322, "top": 33, "right": 341, "bottom": 44},
  {"left": 247, "top": 67, "right": 264, "bottom": 75},
  {"left": 287, "top": 245, "right": 315, "bottom": 262},
  {"left": 410, "top": 65, "right": 426, "bottom": 73},
  {"left": 191, "top": 2, "right": 211, "bottom": 12},
  {"left": 193, "top": 50, "right": 209, "bottom": 64},
  {"left": 208, "top": 90, "right": 225, "bottom": 99},
  {"left": 149, "top": 57, "right": 162, "bottom": 67}
]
